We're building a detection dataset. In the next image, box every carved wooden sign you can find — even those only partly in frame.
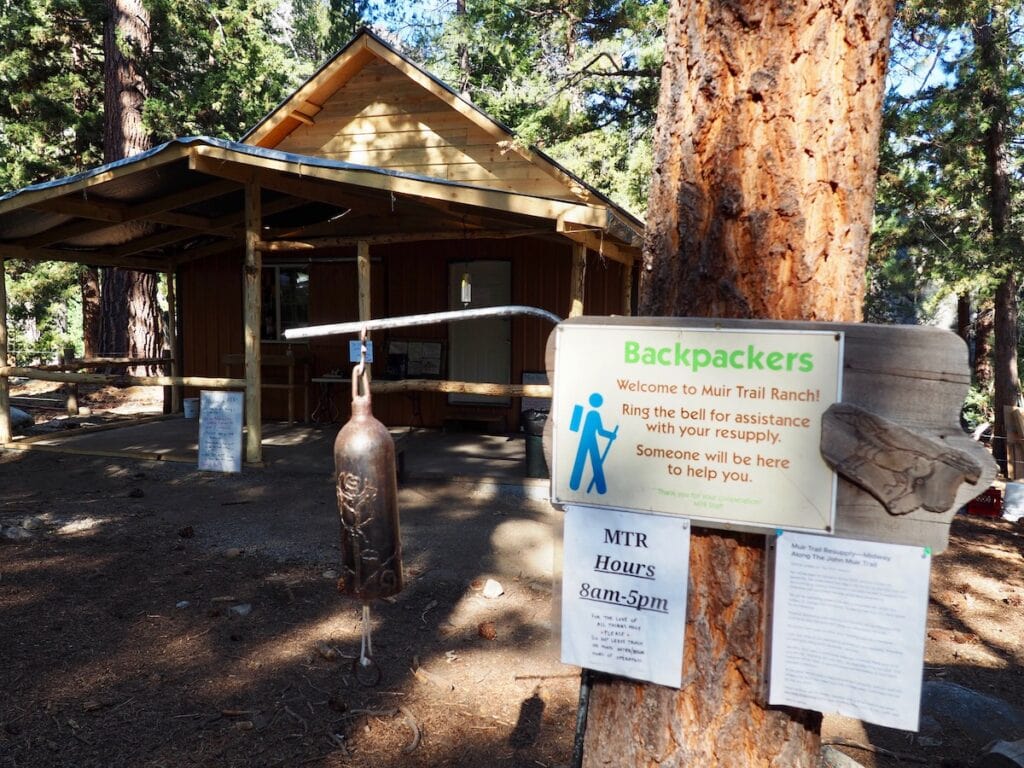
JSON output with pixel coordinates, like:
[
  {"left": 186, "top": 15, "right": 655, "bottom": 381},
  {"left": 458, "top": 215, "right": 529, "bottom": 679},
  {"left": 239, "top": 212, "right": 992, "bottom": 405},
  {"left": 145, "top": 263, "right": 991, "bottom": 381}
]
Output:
[{"left": 545, "top": 317, "right": 996, "bottom": 553}]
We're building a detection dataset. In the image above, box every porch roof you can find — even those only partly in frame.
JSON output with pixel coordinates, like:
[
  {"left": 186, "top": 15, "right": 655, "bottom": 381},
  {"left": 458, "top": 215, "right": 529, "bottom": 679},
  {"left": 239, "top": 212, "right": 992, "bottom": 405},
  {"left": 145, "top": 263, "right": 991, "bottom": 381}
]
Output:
[{"left": 0, "top": 136, "right": 643, "bottom": 272}]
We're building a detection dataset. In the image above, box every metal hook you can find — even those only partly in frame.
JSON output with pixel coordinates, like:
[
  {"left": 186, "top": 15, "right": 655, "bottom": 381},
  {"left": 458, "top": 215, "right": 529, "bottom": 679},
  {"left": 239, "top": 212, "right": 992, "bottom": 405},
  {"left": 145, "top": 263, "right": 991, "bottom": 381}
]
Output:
[{"left": 352, "top": 326, "right": 370, "bottom": 399}]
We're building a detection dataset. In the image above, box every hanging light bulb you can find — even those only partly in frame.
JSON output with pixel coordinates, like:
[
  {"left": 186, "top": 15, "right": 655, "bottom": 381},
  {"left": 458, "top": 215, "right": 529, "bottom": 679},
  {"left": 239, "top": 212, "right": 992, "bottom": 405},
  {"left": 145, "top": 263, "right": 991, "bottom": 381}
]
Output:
[{"left": 460, "top": 271, "right": 472, "bottom": 306}]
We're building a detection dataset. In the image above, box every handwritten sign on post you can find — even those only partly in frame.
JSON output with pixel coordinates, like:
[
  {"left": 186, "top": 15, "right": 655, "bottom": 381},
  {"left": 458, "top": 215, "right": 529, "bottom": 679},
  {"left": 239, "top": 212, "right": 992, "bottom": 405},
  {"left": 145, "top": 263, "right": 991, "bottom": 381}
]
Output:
[
  {"left": 198, "top": 390, "right": 244, "bottom": 473},
  {"left": 561, "top": 504, "right": 690, "bottom": 687},
  {"left": 550, "top": 322, "right": 843, "bottom": 532}
]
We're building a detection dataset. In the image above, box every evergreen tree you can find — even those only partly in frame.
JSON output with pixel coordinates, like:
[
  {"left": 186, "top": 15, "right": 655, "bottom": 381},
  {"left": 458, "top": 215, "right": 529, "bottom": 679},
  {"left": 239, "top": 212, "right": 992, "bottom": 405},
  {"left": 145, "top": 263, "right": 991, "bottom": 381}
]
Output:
[{"left": 870, "top": 1, "right": 1023, "bottom": 459}]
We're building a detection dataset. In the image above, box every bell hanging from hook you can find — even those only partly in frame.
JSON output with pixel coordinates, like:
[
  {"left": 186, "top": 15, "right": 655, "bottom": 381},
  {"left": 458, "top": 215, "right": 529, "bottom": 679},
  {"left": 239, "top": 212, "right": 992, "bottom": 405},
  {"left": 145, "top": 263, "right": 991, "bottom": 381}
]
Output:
[{"left": 333, "top": 339, "right": 403, "bottom": 603}]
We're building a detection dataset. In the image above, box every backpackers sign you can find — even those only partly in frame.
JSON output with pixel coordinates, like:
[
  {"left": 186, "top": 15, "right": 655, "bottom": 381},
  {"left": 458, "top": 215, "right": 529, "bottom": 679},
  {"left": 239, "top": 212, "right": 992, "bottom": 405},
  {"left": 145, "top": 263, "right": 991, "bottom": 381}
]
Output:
[{"left": 549, "top": 319, "right": 844, "bottom": 533}]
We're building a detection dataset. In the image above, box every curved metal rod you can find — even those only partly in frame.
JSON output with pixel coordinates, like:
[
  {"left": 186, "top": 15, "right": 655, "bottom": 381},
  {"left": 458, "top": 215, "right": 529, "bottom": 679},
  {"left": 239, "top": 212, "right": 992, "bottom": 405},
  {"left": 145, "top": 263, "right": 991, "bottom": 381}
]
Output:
[{"left": 282, "top": 305, "right": 563, "bottom": 340}]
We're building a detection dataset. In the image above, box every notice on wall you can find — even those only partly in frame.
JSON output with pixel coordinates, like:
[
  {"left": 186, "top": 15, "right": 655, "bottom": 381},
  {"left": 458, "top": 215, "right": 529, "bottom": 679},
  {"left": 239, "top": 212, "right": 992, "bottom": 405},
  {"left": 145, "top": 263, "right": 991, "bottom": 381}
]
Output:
[
  {"left": 551, "top": 322, "right": 843, "bottom": 532},
  {"left": 768, "top": 531, "right": 931, "bottom": 731},
  {"left": 561, "top": 504, "right": 690, "bottom": 688},
  {"left": 198, "top": 390, "right": 244, "bottom": 473}
]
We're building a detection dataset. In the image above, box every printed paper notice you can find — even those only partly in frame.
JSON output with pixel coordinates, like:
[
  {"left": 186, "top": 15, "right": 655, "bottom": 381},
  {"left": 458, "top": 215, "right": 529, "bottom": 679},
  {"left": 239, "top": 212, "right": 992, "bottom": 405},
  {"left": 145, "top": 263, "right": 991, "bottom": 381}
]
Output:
[
  {"left": 769, "top": 531, "right": 931, "bottom": 730},
  {"left": 561, "top": 505, "right": 689, "bottom": 688},
  {"left": 198, "top": 390, "right": 243, "bottom": 473}
]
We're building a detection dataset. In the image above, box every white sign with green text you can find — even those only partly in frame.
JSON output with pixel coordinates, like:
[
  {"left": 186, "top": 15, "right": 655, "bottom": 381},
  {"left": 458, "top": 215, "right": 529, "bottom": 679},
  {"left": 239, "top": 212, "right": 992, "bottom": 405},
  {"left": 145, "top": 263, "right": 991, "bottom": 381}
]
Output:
[{"left": 551, "top": 322, "right": 843, "bottom": 532}]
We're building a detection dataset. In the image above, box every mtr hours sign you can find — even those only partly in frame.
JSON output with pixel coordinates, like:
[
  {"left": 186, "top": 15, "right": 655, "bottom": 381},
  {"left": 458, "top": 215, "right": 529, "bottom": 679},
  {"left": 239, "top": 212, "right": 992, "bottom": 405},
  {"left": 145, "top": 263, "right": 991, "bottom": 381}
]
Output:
[{"left": 550, "top": 319, "right": 844, "bottom": 533}]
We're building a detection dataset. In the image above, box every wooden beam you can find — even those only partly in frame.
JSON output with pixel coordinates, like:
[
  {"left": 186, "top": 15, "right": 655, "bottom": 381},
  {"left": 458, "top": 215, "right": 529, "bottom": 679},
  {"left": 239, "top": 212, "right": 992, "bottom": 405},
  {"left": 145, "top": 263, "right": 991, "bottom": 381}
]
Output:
[
  {"left": 244, "top": 182, "right": 263, "bottom": 464},
  {"left": 569, "top": 243, "right": 587, "bottom": 318},
  {"left": 0, "top": 143, "right": 191, "bottom": 216},
  {"left": 258, "top": 228, "right": 549, "bottom": 250},
  {"left": 191, "top": 144, "right": 612, "bottom": 230},
  {"left": 0, "top": 366, "right": 243, "bottom": 389},
  {"left": 290, "top": 110, "right": 315, "bottom": 126},
  {"left": 368, "top": 379, "right": 551, "bottom": 398},
  {"left": 189, "top": 153, "right": 386, "bottom": 212},
  {"left": 556, "top": 225, "right": 636, "bottom": 266},
  {"left": 357, "top": 240, "right": 371, "bottom": 321},
  {"left": 622, "top": 260, "right": 633, "bottom": 315},
  {"left": 165, "top": 270, "right": 181, "bottom": 413},
  {"left": 0, "top": 256, "right": 10, "bottom": 444},
  {"left": 22, "top": 180, "right": 240, "bottom": 248}
]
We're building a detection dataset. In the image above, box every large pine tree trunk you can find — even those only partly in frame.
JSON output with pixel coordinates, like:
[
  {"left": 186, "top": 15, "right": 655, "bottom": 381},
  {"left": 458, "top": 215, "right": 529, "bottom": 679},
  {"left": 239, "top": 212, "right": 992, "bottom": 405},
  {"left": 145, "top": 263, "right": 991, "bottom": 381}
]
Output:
[
  {"left": 975, "top": 8, "right": 1019, "bottom": 475},
  {"left": 585, "top": 0, "right": 895, "bottom": 763},
  {"left": 974, "top": 303, "right": 994, "bottom": 392},
  {"left": 100, "top": 0, "right": 160, "bottom": 374},
  {"left": 79, "top": 267, "right": 101, "bottom": 358}
]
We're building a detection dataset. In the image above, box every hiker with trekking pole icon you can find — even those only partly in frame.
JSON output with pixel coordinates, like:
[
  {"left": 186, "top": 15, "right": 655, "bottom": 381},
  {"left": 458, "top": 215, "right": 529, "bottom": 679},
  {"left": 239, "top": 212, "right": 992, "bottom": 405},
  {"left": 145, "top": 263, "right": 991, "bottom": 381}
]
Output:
[{"left": 569, "top": 392, "right": 618, "bottom": 494}]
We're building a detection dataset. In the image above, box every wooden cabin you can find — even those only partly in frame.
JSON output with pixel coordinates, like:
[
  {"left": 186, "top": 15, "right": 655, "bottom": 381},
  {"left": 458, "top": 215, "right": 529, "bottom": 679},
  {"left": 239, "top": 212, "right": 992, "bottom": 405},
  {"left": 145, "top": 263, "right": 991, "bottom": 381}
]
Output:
[{"left": 0, "top": 28, "right": 643, "bottom": 461}]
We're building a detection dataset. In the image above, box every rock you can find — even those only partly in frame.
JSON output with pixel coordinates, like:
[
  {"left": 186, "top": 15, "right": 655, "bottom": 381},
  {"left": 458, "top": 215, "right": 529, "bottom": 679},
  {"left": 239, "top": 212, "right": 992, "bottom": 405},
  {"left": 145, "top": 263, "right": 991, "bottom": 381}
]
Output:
[
  {"left": 980, "top": 739, "right": 1024, "bottom": 768},
  {"left": 224, "top": 547, "right": 243, "bottom": 559},
  {"left": 820, "top": 745, "right": 866, "bottom": 767},
  {"left": 477, "top": 621, "right": 497, "bottom": 640},
  {"left": 21, "top": 516, "right": 44, "bottom": 531},
  {"left": 1, "top": 526, "right": 33, "bottom": 543},
  {"left": 9, "top": 407, "right": 32, "bottom": 431},
  {"left": 175, "top": 600, "right": 191, "bottom": 609},
  {"left": 228, "top": 603, "right": 252, "bottom": 617},
  {"left": 321, "top": 569, "right": 339, "bottom": 580},
  {"left": 482, "top": 578, "right": 504, "bottom": 599},
  {"left": 315, "top": 641, "right": 338, "bottom": 660},
  {"left": 920, "top": 681, "right": 1024, "bottom": 750}
]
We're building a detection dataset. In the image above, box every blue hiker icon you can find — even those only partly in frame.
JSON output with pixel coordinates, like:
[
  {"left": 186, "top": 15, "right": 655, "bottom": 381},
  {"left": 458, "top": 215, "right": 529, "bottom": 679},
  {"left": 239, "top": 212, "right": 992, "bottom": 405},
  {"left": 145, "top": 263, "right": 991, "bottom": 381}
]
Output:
[{"left": 569, "top": 392, "right": 618, "bottom": 494}]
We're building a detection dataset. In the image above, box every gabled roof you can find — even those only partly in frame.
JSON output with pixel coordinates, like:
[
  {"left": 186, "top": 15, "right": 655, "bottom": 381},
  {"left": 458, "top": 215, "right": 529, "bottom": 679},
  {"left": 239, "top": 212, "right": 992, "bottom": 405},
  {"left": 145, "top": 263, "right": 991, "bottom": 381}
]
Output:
[{"left": 243, "top": 27, "right": 643, "bottom": 233}]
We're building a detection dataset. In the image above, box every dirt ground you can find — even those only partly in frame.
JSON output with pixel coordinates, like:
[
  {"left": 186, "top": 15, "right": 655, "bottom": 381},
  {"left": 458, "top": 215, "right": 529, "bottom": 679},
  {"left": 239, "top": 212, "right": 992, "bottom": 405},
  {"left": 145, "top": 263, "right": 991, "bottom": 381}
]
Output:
[{"left": 3, "top": 384, "right": 1024, "bottom": 767}]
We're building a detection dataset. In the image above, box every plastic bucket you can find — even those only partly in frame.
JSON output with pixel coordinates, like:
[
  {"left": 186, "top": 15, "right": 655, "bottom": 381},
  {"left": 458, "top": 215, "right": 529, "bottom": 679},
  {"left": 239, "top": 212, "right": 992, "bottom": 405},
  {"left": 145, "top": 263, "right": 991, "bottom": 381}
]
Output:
[
  {"left": 183, "top": 398, "right": 199, "bottom": 419},
  {"left": 1003, "top": 482, "right": 1024, "bottom": 522}
]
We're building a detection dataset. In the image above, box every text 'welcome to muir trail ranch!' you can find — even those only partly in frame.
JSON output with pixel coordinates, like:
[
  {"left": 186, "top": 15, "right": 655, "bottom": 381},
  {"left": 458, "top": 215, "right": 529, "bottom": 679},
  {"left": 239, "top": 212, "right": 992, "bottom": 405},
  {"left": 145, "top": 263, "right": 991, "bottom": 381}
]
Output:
[{"left": 552, "top": 323, "right": 843, "bottom": 532}]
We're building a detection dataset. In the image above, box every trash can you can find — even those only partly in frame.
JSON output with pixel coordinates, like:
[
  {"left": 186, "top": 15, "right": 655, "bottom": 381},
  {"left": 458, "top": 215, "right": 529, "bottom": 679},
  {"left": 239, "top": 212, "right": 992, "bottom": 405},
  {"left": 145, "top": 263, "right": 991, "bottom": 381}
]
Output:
[{"left": 521, "top": 408, "right": 549, "bottom": 479}]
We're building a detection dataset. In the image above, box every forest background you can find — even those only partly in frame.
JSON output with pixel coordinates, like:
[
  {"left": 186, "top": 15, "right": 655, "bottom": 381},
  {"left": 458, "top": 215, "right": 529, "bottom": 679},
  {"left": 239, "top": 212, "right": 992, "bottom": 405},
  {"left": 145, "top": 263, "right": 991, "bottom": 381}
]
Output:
[{"left": 0, "top": 0, "right": 1021, "bottom": 451}]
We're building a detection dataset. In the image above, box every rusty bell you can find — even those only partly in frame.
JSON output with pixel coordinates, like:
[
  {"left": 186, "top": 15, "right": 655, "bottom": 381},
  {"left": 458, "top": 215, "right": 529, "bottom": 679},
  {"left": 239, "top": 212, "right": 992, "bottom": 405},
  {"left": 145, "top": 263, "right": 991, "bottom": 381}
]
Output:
[{"left": 333, "top": 370, "right": 403, "bottom": 601}]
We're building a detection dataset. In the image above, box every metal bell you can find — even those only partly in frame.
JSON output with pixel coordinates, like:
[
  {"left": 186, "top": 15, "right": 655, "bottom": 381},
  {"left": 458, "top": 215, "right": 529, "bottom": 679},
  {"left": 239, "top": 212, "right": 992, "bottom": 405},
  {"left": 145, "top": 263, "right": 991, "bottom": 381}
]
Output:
[{"left": 333, "top": 364, "right": 403, "bottom": 602}]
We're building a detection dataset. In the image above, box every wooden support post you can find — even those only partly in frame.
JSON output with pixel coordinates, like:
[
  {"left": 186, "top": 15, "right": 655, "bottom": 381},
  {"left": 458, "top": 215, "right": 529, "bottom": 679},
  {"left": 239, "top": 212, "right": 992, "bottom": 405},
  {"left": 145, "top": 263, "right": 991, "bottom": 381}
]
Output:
[
  {"left": 357, "top": 240, "right": 371, "bottom": 322},
  {"left": 622, "top": 259, "right": 633, "bottom": 316},
  {"left": 62, "top": 345, "right": 79, "bottom": 416},
  {"left": 0, "top": 256, "right": 10, "bottom": 444},
  {"left": 165, "top": 270, "right": 181, "bottom": 413},
  {"left": 244, "top": 182, "right": 263, "bottom": 463},
  {"left": 569, "top": 243, "right": 587, "bottom": 318}
]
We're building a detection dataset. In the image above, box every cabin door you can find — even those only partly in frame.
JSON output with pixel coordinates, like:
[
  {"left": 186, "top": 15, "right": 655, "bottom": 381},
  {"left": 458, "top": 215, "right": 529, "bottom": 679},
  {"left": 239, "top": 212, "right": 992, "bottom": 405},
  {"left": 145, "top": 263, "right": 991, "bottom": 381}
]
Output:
[{"left": 448, "top": 261, "right": 511, "bottom": 405}]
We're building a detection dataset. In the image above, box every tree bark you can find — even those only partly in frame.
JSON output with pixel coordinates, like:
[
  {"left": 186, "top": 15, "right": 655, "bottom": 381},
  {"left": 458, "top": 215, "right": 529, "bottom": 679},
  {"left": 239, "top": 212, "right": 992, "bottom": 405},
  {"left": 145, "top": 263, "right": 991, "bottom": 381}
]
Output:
[
  {"left": 80, "top": 267, "right": 101, "bottom": 359},
  {"left": 100, "top": 0, "right": 160, "bottom": 374},
  {"left": 974, "top": 303, "right": 994, "bottom": 392},
  {"left": 974, "top": 7, "right": 1018, "bottom": 475},
  {"left": 586, "top": 0, "right": 895, "bottom": 764},
  {"left": 639, "top": 0, "right": 893, "bottom": 322}
]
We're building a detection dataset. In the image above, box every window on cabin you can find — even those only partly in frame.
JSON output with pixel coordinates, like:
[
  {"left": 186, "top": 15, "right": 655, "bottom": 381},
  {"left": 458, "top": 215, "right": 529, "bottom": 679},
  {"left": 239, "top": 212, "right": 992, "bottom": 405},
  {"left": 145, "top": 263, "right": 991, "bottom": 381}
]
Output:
[{"left": 261, "top": 266, "right": 310, "bottom": 341}]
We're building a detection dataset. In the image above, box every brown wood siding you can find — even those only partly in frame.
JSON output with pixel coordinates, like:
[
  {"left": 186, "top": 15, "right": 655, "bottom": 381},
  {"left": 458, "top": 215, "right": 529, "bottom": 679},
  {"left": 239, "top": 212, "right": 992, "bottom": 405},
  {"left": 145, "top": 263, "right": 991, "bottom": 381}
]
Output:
[
  {"left": 179, "top": 238, "right": 625, "bottom": 427},
  {"left": 276, "top": 58, "right": 572, "bottom": 199},
  {"left": 180, "top": 249, "right": 243, "bottom": 384}
]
